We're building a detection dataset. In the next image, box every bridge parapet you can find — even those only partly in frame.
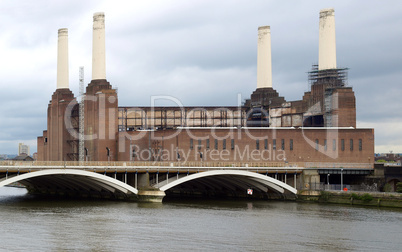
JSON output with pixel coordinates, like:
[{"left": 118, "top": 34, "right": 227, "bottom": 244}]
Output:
[
  {"left": 304, "top": 162, "right": 373, "bottom": 169},
  {"left": 0, "top": 160, "right": 302, "bottom": 168},
  {"left": 0, "top": 160, "right": 373, "bottom": 202},
  {"left": 0, "top": 160, "right": 372, "bottom": 170}
]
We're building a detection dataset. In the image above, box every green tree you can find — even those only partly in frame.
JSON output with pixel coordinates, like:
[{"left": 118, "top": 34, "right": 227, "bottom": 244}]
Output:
[{"left": 397, "top": 182, "right": 402, "bottom": 193}]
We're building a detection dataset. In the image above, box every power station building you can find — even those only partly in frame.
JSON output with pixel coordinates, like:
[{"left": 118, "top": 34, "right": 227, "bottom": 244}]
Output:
[{"left": 37, "top": 9, "right": 374, "bottom": 170}]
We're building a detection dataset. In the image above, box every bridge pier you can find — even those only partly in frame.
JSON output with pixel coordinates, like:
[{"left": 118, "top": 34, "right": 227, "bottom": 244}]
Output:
[
  {"left": 133, "top": 172, "right": 165, "bottom": 202},
  {"left": 302, "top": 169, "right": 320, "bottom": 191},
  {"left": 137, "top": 172, "right": 150, "bottom": 188},
  {"left": 137, "top": 189, "right": 166, "bottom": 203}
]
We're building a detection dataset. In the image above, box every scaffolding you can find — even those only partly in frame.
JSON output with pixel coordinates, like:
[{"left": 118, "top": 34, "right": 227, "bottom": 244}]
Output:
[
  {"left": 324, "top": 88, "right": 333, "bottom": 127},
  {"left": 67, "top": 104, "right": 79, "bottom": 161},
  {"left": 308, "top": 64, "right": 349, "bottom": 87},
  {"left": 118, "top": 106, "right": 246, "bottom": 131}
]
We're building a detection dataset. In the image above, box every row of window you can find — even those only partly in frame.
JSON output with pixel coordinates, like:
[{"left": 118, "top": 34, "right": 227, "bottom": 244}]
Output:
[
  {"left": 315, "top": 139, "right": 363, "bottom": 151},
  {"left": 190, "top": 139, "right": 235, "bottom": 150},
  {"left": 190, "top": 138, "right": 363, "bottom": 151}
]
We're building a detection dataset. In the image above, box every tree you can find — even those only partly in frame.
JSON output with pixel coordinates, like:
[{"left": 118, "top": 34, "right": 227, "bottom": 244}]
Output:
[{"left": 397, "top": 182, "right": 402, "bottom": 193}]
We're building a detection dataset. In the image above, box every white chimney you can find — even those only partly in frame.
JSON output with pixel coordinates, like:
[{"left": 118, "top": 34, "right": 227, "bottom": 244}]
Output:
[
  {"left": 257, "top": 26, "right": 273, "bottom": 89},
  {"left": 319, "top": 8, "right": 337, "bottom": 70},
  {"left": 92, "top": 12, "right": 106, "bottom": 80},
  {"left": 57, "top": 28, "right": 69, "bottom": 89}
]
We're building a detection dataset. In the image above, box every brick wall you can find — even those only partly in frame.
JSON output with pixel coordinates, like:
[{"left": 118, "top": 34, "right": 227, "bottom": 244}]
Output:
[{"left": 118, "top": 128, "right": 374, "bottom": 165}]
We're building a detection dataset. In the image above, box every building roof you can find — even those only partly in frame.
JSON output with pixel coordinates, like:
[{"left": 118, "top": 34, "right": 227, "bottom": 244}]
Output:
[{"left": 12, "top": 154, "right": 34, "bottom": 161}]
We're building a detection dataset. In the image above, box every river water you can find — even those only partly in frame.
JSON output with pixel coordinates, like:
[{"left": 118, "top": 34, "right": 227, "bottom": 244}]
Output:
[{"left": 0, "top": 187, "right": 401, "bottom": 252}]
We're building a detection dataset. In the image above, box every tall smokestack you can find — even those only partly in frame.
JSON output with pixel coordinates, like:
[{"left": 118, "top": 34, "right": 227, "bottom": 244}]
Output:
[
  {"left": 92, "top": 12, "right": 106, "bottom": 80},
  {"left": 57, "top": 28, "right": 69, "bottom": 89},
  {"left": 319, "top": 8, "right": 337, "bottom": 70},
  {"left": 257, "top": 26, "right": 272, "bottom": 89}
]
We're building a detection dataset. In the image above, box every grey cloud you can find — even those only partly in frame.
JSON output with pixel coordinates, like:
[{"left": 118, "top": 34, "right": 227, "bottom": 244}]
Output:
[{"left": 0, "top": 0, "right": 401, "bottom": 154}]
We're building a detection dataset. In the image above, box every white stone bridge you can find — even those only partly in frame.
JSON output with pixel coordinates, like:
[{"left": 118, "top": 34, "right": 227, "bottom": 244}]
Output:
[{"left": 0, "top": 161, "right": 372, "bottom": 202}]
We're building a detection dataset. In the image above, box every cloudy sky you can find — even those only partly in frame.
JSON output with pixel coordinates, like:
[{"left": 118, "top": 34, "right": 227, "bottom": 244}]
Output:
[{"left": 0, "top": 0, "right": 401, "bottom": 155}]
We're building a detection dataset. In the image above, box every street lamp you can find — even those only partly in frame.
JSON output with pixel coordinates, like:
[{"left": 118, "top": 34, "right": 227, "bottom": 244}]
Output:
[
  {"left": 341, "top": 168, "right": 343, "bottom": 191},
  {"left": 327, "top": 173, "right": 330, "bottom": 188}
]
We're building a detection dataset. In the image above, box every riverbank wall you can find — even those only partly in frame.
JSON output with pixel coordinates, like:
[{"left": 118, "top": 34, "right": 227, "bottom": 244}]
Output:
[{"left": 297, "top": 190, "right": 402, "bottom": 208}]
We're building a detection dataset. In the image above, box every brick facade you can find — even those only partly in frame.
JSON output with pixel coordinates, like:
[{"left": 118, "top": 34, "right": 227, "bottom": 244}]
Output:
[
  {"left": 84, "top": 79, "right": 118, "bottom": 161},
  {"left": 37, "top": 88, "right": 76, "bottom": 161},
  {"left": 117, "top": 128, "right": 374, "bottom": 166}
]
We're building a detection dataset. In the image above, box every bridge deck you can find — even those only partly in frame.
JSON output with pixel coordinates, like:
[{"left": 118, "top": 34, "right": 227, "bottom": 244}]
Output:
[
  {"left": 0, "top": 161, "right": 373, "bottom": 201},
  {"left": 0, "top": 161, "right": 373, "bottom": 172}
]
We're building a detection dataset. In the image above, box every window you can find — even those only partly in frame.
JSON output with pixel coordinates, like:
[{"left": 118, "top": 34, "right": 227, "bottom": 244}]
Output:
[
  {"left": 223, "top": 139, "right": 226, "bottom": 150},
  {"left": 350, "top": 139, "right": 353, "bottom": 151},
  {"left": 190, "top": 139, "right": 193, "bottom": 150},
  {"left": 341, "top": 139, "right": 345, "bottom": 151},
  {"left": 215, "top": 139, "right": 218, "bottom": 150},
  {"left": 256, "top": 139, "right": 260, "bottom": 150},
  {"left": 324, "top": 139, "right": 327, "bottom": 151},
  {"left": 132, "top": 149, "right": 136, "bottom": 160},
  {"left": 290, "top": 139, "right": 293, "bottom": 151},
  {"left": 333, "top": 139, "right": 336, "bottom": 151},
  {"left": 206, "top": 139, "right": 210, "bottom": 149},
  {"left": 231, "top": 139, "right": 235, "bottom": 150},
  {"left": 281, "top": 139, "right": 285, "bottom": 150},
  {"left": 264, "top": 139, "right": 268, "bottom": 150},
  {"left": 273, "top": 139, "right": 277, "bottom": 150},
  {"left": 198, "top": 139, "right": 202, "bottom": 150},
  {"left": 315, "top": 139, "right": 319, "bottom": 151},
  {"left": 359, "top": 139, "right": 362, "bottom": 151}
]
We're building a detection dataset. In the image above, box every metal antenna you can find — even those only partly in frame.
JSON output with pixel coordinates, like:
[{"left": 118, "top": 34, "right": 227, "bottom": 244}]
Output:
[{"left": 79, "top": 66, "right": 85, "bottom": 162}]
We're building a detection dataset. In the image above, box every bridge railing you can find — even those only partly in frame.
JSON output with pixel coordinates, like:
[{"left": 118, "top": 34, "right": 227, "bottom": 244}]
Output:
[
  {"left": 0, "top": 160, "right": 373, "bottom": 169},
  {"left": 304, "top": 162, "right": 373, "bottom": 169},
  {"left": 0, "top": 160, "right": 301, "bottom": 168}
]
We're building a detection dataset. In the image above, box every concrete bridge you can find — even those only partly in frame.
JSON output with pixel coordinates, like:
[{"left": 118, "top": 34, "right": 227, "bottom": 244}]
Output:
[{"left": 0, "top": 161, "right": 372, "bottom": 202}]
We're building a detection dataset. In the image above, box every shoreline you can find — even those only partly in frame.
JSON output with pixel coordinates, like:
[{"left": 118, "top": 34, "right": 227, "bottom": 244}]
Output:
[{"left": 297, "top": 190, "right": 402, "bottom": 208}]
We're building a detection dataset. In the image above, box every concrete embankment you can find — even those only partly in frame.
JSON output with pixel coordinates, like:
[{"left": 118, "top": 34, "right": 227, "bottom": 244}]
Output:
[{"left": 297, "top": 190, "right": 402, "bottom": 208}]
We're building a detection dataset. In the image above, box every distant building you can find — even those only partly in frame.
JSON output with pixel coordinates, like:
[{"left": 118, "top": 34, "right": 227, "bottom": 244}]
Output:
[
  {"left": 375, "top": 153, "right": 402, "bottom": 163},
  {"left": 12, "top": 154, "right": 34, "bottom": 162},
  {"left": 18, "top": 143, "right": 30, "bottom": 156}
]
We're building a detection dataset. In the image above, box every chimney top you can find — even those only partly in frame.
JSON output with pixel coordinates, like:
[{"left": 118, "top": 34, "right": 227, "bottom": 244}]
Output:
[
  {"left": 258, "top": 26, "right": 270, "bottom": 30},
  {"left": 58, "top": 28, "right": 68, "bottom": 35},
  {"left": 320, "top": 8, "right": 335, "bottom": 17}
]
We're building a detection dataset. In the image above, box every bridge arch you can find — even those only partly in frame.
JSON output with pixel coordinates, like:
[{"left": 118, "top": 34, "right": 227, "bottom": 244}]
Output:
[
  {"left": 158, "top": 170, "right": 297, "bottom": 196},
  {"left": 0, "top": 169, "right": 138, "bottom": 199}
]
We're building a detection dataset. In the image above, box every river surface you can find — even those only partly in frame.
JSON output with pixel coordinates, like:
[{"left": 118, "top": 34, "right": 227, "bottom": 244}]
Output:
[{"left": 0, "top": 187, "right": 401, "bottom": 252}]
